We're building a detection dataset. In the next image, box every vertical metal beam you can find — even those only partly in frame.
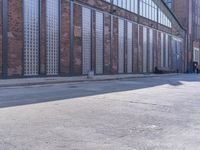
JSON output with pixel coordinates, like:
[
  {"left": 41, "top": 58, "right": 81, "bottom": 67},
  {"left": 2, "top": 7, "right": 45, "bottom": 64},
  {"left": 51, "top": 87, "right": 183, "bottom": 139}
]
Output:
[
  {"left": 2, "top": 0, "right": 8, "bottom": 79},
  {"left": 70, "top": 0, "right": 74, "bottom": 74}
]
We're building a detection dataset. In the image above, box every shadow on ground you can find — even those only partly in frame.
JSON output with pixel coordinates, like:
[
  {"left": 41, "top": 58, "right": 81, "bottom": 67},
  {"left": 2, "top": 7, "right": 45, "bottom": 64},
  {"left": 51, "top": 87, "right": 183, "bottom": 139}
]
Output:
[{"left": 0, "top": 74, "right": 199, "bottom": 108}]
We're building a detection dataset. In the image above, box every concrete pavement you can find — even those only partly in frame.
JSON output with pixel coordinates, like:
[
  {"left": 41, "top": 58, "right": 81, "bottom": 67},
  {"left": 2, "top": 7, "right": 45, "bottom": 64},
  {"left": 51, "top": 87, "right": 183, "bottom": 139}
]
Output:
[
  {"left": 0, "top": 73, "right": 177, "bottom": 87},
  {"left": 0, "top": 74, "right": 200, "bottom": 150}
]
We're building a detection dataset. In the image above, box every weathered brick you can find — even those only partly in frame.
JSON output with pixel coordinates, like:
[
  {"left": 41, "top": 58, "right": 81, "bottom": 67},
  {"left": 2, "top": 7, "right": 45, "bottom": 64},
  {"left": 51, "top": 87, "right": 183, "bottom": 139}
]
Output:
[
  {"left": 104, "top": 14, "right": 111, "bottom": 74},
  {"left": 92, "top": 10, "right": 96, "bottom": 72},
  {"left": 0, "top": 0, "right": 2, "bottom": 77},
  {"left": 138, "top": 25, "right": 143, "bottom": 73},
  {"left": 157, "top": 32, "right": 161, "bottom": 68},
  {"left": 60, "top": 0, "right": 70, "bottom": 75},
  {"left": 124, "top": 21, "right": 128, "bottom": 73},
  {"left": 40, "top": 0, "right": 46, "bottom": 75},
  {"left": 111, "top": 17, "right": 118, "bottom": 74},
  {"left": 133, "top": 23, "right": 138, "bottom": 73},
  {"left": 73, "top": 4, "right": 82, "bottom": 75},
  {"left": 8, "top": 0, "right": 23, "bottom": 77},
  {"left": 153, "top": 29, "right": 158, "bottom": 70}
]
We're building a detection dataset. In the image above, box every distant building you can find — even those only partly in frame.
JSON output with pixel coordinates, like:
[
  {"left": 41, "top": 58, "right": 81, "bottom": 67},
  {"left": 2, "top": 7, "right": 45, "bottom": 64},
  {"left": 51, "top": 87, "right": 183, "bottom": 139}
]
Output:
[
  {"left": 167, "top": 0, "right": 200, "bottom": 72},
  {"left": 164, "top": 0, "right": 173, "bottom": 9}
]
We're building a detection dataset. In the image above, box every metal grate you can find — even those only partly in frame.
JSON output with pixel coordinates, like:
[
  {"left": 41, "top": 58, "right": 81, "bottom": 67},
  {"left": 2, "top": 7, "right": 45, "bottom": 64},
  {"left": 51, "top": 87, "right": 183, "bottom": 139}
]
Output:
[
  {"left": 23, "top": 0, "right": 39, "bottom": 76},
  {"left": 95, "top": 12, "right": 104, "bottom": 74},
  {"left": 143, "top": 27, "right": 147, "bottom": 73},
  {"left": 160, "top": 32, "right": 164, "bottom": 67},
  {"left": 165, "top": 34, "right": 169, "bottom": 67},
  {"left": 82, "top": 7, "right": 92, "bottom": 75},
  {"left": 118, "top": 19, "right": 125, "bottom": 74},
  {"left": 127, "top": 22, "right": 133, "bottom": 73},
  {"left": 149, "top": 29, "right": 153, "bottom": 72},
  {"left": 46, "top": 0, "right": 60, "bottom": 75}
]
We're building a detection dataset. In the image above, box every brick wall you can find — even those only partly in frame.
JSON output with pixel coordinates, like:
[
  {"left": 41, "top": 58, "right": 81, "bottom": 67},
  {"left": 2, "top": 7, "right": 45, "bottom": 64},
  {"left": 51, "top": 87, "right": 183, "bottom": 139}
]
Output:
[
  {"left": 8, "top": 0, "right": 23, "bottom": 77},
  {"left": 173, "top": 0, "right": 189, "bottom": 29},
  {"left": 60, "top": 0, "right": 70, "bottom": 75},
  {"left": 91, "top": 10, "right": 96, "bottom": 72},
  {"left": 168, "top": 35, "right": 172, "bottom": 69},
  {"left": 40, "top": 0, "right": 46, "bottom": 75},
  {"left": 73, "top": 4, "right": 82, "bottom": 75},
  {"left": 0, "top": 0, "right": 2, "bottom": 77},
  {"left": 138, "top": 25, "right": 143, "bottom": 73},
  {"left": 111, "top": 17, "right": 118, "bottom": 74},
  {"left": 157, "top": 32, "right": 161, "bottom": 68},
  {"left": 0, "top": 0, "right": 186, "bottom": 78},
  {"left": 153, "top": 30, "right": 158, "bottom": 70},
  {"left": 104, "top": 14, "right": 111, "bottom": 74},
  {"left": 124, "top": 21, "right": 128, "bottom": 73},
  {"left": 133, "top": 24, "right": 138, "bottom": 73}
]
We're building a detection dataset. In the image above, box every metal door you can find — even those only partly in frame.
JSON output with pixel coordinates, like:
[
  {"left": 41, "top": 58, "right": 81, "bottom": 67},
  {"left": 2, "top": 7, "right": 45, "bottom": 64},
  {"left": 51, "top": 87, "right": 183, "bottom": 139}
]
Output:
[
  {"left": 95, "top": 12, "right": 104, "bottom": 74},
  {"left": 82, "top": 7, "right": 92, "bottom": 75}
]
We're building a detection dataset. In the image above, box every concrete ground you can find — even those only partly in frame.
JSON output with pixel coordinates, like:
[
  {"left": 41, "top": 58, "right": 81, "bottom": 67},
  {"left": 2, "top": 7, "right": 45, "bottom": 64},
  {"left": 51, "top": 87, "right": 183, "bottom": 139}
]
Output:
[{"left": 0, "top": 74, "right": 200, "bottom": 150}]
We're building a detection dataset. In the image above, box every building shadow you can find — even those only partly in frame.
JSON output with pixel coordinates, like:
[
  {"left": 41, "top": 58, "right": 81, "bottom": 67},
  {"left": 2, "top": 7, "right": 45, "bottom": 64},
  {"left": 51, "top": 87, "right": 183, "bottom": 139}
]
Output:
[{"left": 0, "top": 74, "right": 199, "bottom": 108}]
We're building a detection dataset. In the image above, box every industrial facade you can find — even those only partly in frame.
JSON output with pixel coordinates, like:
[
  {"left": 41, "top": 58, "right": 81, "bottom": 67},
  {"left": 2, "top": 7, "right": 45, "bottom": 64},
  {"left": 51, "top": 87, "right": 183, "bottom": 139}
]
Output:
[
  {"left": 0, "top": 0, "right": 187, "bottom": 79},
  {"left": 165, "top": 0, "right": 200, "bottom": 72}
]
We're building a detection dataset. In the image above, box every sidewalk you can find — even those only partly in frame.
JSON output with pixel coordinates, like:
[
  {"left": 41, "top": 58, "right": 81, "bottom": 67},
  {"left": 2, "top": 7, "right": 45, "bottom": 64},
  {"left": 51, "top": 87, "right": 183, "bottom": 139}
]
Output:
[{"left": 0, "top": 73, "right": 179, "bottom": 87}]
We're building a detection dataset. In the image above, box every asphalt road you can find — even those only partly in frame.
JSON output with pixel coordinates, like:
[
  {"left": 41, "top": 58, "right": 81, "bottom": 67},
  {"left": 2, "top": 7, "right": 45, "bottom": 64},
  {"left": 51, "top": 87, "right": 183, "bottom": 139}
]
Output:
[{"left": 0, "top": 74, "right": 200, "bottom": 150}]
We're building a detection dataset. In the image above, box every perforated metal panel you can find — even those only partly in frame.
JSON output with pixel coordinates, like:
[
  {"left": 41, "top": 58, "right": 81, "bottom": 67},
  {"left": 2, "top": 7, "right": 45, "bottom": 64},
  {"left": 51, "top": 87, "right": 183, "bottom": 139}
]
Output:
[
  {"left": 95, "top": 12, "right": 104, "bottom": 74},
  {"left": 160, "top": 32, "right": 164, "bottom": 67},
  {"left": 171, "top": 39, "right": 176, "bottom": 70},
  {"left": 23, "top": 0, "right": 39, "bottom": 76},
  {"left": 118, "top": 19, "right": 125, "bottom": 74},
  {"left": 165, "top": 34, "right": 169, "bottom": 67},
  {"left": 176, "top": 41, "right": 181, "bottom": 71},
  {"left": 149, "top": 29, "right": 153, "bottom": 72},
  {"left": 143, "top": 27, "right": 147, "bottom": 73},
  {"left": 127, "top": 22, "right": 133, "bottom": 73},
  {"left": 82, "top": 7, "right": 92, "bottom": 75},
  {"left": 46, "top": 0, "right": 60, "bottom": 75}
]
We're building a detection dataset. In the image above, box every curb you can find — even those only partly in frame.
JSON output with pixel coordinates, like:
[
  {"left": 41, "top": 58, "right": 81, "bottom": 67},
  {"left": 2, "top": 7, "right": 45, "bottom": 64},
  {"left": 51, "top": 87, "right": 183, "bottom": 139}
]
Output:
[{"left": 0, "top": 73, "right": 179, "bottom": 88}]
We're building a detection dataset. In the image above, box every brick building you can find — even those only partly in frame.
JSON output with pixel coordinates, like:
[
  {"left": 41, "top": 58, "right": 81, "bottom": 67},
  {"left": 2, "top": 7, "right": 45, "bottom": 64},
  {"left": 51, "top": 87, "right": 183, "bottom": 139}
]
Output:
[
  {"left": 165, "top": 0, "right": 200, "bottom": 72},
  {"left": 164, "top": 0, "right": 173, "bottom": 9},
  {"left": 0, "top": 0, "right": 186, "bottom": 79}
]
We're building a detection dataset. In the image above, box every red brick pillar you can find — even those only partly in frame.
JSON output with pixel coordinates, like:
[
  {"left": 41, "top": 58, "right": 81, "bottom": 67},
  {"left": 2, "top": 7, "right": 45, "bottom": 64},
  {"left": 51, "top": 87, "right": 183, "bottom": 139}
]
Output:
[
  {"left": 124, "top": 21, "right": 128, "bottom": 73},
  {"left": 157, "top": 32, "right": 161, "bottom": 68},
  {"left": 92, "top": 10, "right": 96, "bottom": 72},
  {"left": 111, "top": 17, "right": 118, "bottom": 74},
  {"left": 138, "top": 25, "right": 143, "bottom": 73},
  {"left": 153, "top": 30, "right": 158, "bottom": 70},
  {"left": 73, "top": 4, "right": 82, "bottom": 75},
  {"left": 8, "top": 0, "right": 23, "bottom": 77},
  {"left": 60, "top": 0, "right": 70, "bottom": 75},
  {"left": 133, "top": 23, "right": 138, "bottom": 73},
  {"left": 40, "top": 0, "right": 46, "bottom": 75},
  {"left": 181, "top": 40, "right": 185, "bottom": 72},
  {"left": 0, "top": 0, "right": 2, "bottom": 77},
  {"left": 104, "top": 14, "right": 111, "bottom": 74},
  {"left": 168, "top": 35, "right": 172, "bottom": 69}
]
